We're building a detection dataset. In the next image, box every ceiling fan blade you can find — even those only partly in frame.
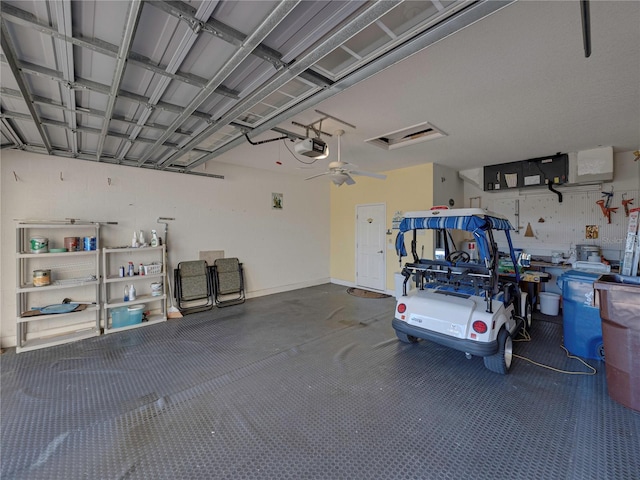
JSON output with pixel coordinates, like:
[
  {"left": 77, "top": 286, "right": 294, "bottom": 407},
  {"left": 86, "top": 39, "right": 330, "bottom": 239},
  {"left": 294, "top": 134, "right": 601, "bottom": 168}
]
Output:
[
  {"left": 304, "top": 171, "right": 330, "bottom": 180},
  {"left": 344, "top": 174, "right": 356, "bottom": 185},
  {"left": 349, "top": 170, "right": 387, "bottom": 180}
]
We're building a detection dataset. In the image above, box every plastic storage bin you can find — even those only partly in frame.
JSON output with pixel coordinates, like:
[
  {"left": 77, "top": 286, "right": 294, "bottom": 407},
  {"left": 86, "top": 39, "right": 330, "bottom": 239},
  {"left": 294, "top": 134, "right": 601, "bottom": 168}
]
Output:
[
  {"left": 111, "top": 305, "right": 144, "bottom": 328},
  {"left": 111, "top": 307, "right": 132, "bottom": 328},
  {"left": 557, "top": 270, "right": 604, "bottom": 360},
  {"left": 127, "top": 304, "right": 145, "bottom": 324},
  {"left": 594, "top": 275, "right": 640, "bottom": 412}
]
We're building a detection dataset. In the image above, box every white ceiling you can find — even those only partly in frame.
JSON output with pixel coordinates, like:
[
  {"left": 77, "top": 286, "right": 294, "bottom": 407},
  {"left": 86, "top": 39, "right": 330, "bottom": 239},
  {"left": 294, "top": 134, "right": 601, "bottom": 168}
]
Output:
[
  {"left": 233, "top": 0, "right": 640, "bottom": 178},
  {"left": 2, "top": 1, "right": 639, "bottom": 182}
]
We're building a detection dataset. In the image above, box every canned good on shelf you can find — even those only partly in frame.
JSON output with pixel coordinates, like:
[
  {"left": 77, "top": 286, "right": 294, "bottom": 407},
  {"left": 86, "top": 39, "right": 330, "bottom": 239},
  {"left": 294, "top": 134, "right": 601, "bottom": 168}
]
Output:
[
  {"left": 30, "top": 237, "right": 48, "bottom": 254},
  {"left": 33, "top": 269, "right": 51, "bottom": 287},
  {"left": 64, "top": 237, "right": 80, "bottom": 251},
  {"left": 83, "top": 236, "right": 96, "bottom": 251},
  {"left": 151, "top": 282, "right": 163, "bottom": 296}
]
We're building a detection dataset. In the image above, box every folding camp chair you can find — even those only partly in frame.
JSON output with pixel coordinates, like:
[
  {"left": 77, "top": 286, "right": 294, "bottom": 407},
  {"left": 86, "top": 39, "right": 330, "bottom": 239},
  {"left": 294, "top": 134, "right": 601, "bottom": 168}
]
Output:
[
  {"left": 174, "top": 260, "right": 214, "bottom": 314},
  {"left": 212, "top": 258, "right": 245, "bottom": 307}
]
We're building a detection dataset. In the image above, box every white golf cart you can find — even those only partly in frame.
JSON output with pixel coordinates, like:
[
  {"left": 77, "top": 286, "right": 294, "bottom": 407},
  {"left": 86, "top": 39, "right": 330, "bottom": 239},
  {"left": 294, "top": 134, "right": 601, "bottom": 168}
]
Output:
[{"left": 392, "top": 207, "right": 530, "bottom": 374}]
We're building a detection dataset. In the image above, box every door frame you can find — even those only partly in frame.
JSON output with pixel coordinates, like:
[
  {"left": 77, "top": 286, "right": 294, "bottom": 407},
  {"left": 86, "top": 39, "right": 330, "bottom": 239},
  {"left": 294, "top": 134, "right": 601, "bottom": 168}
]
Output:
[{"left": 355, "top": 202, "right": 387, "bottom": 292}]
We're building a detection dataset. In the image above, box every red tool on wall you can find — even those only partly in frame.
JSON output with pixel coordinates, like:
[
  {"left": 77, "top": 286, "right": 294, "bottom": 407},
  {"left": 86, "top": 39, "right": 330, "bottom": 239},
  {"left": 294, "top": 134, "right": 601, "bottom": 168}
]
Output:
[
  {"left": 596, "top": 189, "right": 618, "bottom": 224},
  {"left": 622, "top": 194, "right": 634, "bottom": 217}
]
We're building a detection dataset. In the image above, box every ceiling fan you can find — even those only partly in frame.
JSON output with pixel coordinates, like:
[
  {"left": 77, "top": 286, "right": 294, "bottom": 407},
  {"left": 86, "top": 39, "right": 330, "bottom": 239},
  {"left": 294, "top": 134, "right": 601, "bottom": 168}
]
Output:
[{"left": 304, "top": 130, "right": 386, "bottom": 186}]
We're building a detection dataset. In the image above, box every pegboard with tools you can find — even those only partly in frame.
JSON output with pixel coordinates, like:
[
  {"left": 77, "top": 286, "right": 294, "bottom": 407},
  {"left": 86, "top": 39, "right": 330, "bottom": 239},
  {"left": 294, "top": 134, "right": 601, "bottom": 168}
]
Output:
[{"left": 489, "top": 187, "right": 638, "bottom": 260}]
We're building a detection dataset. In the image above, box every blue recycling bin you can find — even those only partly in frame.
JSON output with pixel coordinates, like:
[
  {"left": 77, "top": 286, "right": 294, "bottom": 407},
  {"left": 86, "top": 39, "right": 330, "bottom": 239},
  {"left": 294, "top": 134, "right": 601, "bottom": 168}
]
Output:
[{"left": 557, "top": 270, "right": 604, "bottom": 360}]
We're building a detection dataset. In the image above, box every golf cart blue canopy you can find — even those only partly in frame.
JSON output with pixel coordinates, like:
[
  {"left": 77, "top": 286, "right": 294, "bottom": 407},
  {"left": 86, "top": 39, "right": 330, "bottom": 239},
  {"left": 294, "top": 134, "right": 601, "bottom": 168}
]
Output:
[{"left": 395, "top": 208, "right": 519, "bottom": 281}]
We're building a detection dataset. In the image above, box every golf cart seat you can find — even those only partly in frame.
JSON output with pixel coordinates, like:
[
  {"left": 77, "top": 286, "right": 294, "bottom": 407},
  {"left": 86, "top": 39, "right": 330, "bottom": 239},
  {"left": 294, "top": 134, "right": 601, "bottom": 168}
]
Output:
[
  {"left": 212, "top": 257, "right": 245, "bottom": 307},
  {"left": 174, "top": 260, "right": 214, "bottom": 314}
]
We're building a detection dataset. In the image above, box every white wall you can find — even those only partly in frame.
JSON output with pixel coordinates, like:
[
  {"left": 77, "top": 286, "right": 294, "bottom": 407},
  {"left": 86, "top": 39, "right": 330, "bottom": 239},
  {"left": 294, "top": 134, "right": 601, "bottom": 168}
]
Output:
[
  {"left": 463, "top": 150, "right": 640, "bottom": 261},
  {"left": 433, "top": 163, "right": 464, "bottom": 209},
  {"left": 1, "top": 150, "right": 330, "bottom": 347}
]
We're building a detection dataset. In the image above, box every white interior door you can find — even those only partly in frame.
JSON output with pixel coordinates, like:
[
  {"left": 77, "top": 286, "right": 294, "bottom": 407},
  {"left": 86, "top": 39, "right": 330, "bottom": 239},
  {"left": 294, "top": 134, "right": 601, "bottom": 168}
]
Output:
[{"left": 356, "top": 204, "right": 386, "bottom": 292}]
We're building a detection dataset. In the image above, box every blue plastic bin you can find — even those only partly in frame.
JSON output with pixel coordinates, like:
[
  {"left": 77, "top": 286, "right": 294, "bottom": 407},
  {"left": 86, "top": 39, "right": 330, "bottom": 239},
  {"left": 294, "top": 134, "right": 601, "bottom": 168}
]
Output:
[
  {"left": 557, "top": 270, "right": 604, "bottom": 360},
  {"left": 111, "top": 306, "right": 143, "bottom": 328}
]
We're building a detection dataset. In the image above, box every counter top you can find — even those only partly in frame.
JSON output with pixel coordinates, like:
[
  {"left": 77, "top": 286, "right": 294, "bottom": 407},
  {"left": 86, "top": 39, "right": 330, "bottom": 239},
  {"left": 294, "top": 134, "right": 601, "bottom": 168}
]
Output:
[
  {"left": 530, "top": 260, "right": 571, "bottom": 269},
  {"left": 530, "top": 260, "right": 620, "bottom": 273}
]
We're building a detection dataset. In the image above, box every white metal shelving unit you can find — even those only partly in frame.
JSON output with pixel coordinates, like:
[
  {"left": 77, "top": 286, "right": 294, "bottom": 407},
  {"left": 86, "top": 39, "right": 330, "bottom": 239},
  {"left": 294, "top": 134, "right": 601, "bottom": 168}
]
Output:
[
  {"left": 16, "top": 223, "right": 101, "bottom": 352},
  {"left": 102, "top": 245, "right": 167, "bottom": 333}
]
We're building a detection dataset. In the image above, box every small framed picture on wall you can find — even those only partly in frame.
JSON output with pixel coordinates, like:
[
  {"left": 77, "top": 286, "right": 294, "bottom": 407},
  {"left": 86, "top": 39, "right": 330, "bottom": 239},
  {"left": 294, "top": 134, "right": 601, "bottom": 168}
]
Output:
[{"left": 272, "top": 192, "right": 283, "bottom": 210}]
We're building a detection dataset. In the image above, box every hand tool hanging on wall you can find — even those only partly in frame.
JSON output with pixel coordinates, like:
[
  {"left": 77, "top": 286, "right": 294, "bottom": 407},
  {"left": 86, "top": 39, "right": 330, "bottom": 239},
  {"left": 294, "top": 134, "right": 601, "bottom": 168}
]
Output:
[
  {"left": 602, "top": 188, "right": 614, "bottom": 209},
  {"left": 596, "top": 199, "right": 618, "bottom": 224},
  {"left": 622, "top": 194, "right": 634, "bottom": 217},
  {"left": 596, "top": 188, "right": 618, "bottom": 223}
]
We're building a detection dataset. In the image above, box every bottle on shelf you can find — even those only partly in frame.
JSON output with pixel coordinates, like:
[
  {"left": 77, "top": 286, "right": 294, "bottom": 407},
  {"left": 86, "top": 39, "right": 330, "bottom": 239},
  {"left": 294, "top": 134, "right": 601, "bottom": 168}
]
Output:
[
  {"left": 138, "top": 230, "right": 146, "bottom": 246},
  {"left": 131, "top": 231, "right": 139, "bottom": 248},
  {"left": 102, "top": 240, "right": 167, "bottom": 335},
  {"left": 150, "top": 230, "right": 159, "bottom": 247}
]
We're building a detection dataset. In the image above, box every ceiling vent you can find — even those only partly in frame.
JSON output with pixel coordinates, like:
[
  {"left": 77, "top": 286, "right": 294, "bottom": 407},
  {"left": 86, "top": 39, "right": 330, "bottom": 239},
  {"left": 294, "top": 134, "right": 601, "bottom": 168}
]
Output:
[{"left": 365, "top": 122, "right": 447, "bottom": 150}]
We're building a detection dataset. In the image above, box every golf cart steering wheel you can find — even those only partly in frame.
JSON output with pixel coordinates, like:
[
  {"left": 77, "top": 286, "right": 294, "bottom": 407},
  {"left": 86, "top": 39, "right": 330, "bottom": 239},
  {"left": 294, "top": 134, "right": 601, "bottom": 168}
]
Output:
[{"left": 446, "top": 250, "right": 471, "bottom": 263}]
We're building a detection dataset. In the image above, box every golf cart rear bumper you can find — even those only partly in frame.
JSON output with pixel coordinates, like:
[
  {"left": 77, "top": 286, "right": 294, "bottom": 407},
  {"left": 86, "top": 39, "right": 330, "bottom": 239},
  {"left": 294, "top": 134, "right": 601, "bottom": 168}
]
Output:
[{"left": 392, "top": 317, "right": 498, "bottom": 357}]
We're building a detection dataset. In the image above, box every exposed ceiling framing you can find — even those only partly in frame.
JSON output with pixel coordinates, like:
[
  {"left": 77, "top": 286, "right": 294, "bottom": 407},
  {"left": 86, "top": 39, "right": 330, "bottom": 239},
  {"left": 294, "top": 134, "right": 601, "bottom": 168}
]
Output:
[{"left": 0, "top": 0, "right": 510, "bottom": 178}]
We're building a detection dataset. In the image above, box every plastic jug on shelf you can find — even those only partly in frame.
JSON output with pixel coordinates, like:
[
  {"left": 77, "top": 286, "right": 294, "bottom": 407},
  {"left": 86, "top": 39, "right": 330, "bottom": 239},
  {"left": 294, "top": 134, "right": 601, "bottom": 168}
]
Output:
[{"left": 515, "top": 249, "right": 531, "bottom": 268}]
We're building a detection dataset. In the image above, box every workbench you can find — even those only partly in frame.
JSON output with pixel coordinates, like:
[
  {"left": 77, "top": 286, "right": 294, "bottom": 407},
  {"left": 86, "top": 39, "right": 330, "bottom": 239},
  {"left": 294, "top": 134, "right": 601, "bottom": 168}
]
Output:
[{"left": 500, "top": 267, "right": 552, "bottom": 311}]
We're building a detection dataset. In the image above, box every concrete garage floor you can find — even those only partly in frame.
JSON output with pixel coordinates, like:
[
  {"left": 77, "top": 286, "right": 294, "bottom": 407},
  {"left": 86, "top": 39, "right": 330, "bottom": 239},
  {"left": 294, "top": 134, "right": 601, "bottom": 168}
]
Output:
[{"left": 1, "top": 283, "right": 638, "bottom": 479}]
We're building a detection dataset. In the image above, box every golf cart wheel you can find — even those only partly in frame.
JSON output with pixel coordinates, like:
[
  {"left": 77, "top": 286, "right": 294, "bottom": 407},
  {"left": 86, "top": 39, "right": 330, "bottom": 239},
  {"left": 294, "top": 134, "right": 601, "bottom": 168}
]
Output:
[
  {"left": 525, "top": 300, "right": 533, "bottom": 331},
  {"left": 484, "top": 327, "right": 513, "bottom": 374},
  {"left": 396, "top": 330, "right": 419, "bottom": 344}
]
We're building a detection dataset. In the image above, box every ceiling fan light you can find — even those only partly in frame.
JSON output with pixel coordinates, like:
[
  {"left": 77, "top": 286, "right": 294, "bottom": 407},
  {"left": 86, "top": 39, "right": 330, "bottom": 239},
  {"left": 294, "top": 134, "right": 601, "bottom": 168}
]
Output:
[{"left": 331, "top": 173, "right": 349, "bottom": 186}]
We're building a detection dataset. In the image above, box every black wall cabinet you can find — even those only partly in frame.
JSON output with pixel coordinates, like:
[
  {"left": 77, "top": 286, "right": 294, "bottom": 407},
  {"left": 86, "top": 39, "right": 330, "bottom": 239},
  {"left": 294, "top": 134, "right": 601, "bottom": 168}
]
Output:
[{"left": 484, "top": 153, "right": 568, "bottom": 191}]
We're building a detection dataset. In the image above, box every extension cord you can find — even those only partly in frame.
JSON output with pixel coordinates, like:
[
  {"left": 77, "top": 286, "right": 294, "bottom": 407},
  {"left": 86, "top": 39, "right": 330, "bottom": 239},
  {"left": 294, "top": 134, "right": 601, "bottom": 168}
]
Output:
[{"left": 513, "top": 321, "right": 596, "bottom": 375}]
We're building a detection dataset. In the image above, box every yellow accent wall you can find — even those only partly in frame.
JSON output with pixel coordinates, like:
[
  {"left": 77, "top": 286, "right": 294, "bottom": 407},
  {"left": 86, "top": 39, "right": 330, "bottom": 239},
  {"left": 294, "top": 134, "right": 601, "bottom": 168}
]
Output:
[{"left": 330, "top": 163, "right": 435, "bottom": 291}]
